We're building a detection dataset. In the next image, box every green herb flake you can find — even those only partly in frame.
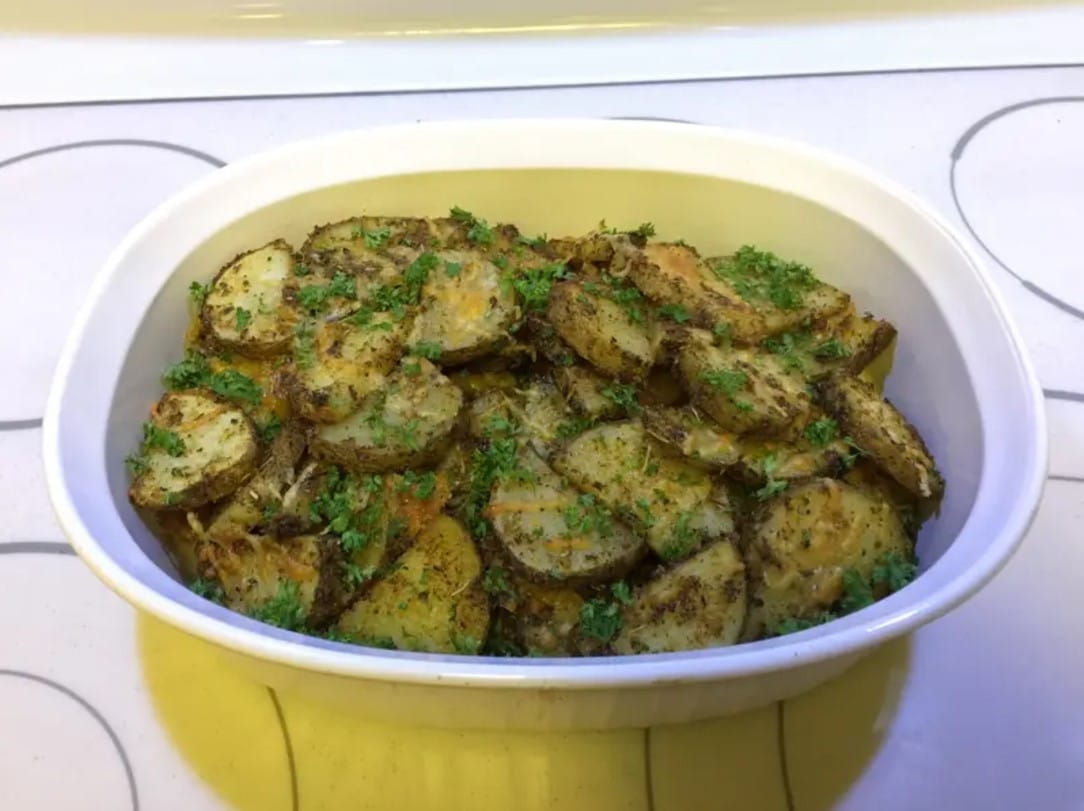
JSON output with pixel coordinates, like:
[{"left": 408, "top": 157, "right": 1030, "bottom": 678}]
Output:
[
  {"left": 363, "top": 226, "right": 392, "bottom": 249},
  {"left": 482, "top": 566, "right": 515, "bottom": 598},
  {"left": 162, "top": 350, "right": 212, "bottom": 390},
  {"left": 611, "top": 581, "right": 633, "bottom": 606},
  {"left": 755, "top": 454, "right": 788, "bottom": 501},
  {"left": 234, "top": 307, "right": 252, "bottom": 333},
  {"left": 452, "top": 633, "right": 483, "bottom": 655},
  {"left": 444, "top": 260, "right": 462, "bottom": 278},
  {"left": 803, "top": 417, "right": 839, "bottom": 447},
  {"left": 294, "top": 321, "right": 316, "bottom": 369},
  {"left": 506, "top": 262, "right": 570, "bottom": 312},
  {"left": 189, "top": 578, "right": 224, "bottom": 604},
  {"left": 839, "top": 568, "right": 875, "bottom": 614},
  {"left": 562, "top": 493, "right": 614, "bottom": 538},
  {"left": 293, "top": 262, "right": 310, "bottom": 277},
  {"left": 208, "top": 369, "right": 263, "bottom": 406},
  {"left": 871, "top": 551, "right": 918, "bottom": 593},
  {"left": 142, "top": 422, "right": 185, "bottom": 457},
  {"left": 601, "top": 383, "right": 641, "bottom": 415},
  {"left": 814, "top": 337, "right": 851, "bottom": 360},
  {"left": 248, "top": 581, "right": 307, "bottom": 632},
  {"left": 658, "top": 303, "right": 690, "bottom": 323},
  {"left": 409, "top": 341, "right": 443, "bottom": 361},
  {"left": 579, "top": 597, "right": 623, "bottom": 642},
  {"left": 710, "top": 245, "right": 819, "bottom": 311},
  {"left": 660, "top": 511, "right": 697, "bottom": 561},
  {"left": 188, "top": 281, "right": 211, "bottom": 307}
]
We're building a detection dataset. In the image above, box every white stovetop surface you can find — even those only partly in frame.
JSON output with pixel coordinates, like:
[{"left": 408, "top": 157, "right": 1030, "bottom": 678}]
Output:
[{"left": 4, "top": 64, "right": 1084, "bottom": 810}]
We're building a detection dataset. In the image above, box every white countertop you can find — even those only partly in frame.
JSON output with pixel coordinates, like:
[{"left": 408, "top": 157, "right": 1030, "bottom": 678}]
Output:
[{"left": 3, "top": 63, "right": 1084, "bottom": 810}]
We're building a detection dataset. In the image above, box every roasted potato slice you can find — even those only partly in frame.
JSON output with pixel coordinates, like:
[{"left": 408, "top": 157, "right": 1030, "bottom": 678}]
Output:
[
  {"left": 547, "top": 281, "right": 655, "bottom": 381},
  {"left": 129, "top": 391, "right": 259, "bottom": 511},
  {"left": 555, "top": 364, "right": 624, "bottom": 420},
  {"left": 336, "top": 516, "right": 490, "bottom": 653},
  {"left": 552, "top": 420, "right": 730, "bottom": 561},
  {"left": 613, "top": 540, "right": 746, "bottom": 654},
  {"left": 407, "top": 250, "right": 518, "bottom": 364},
  {"left": 676, "top": 330, "right": 811, "bottom": 438},
  {"left": 631, "top": 243, "right": 767, "bottom": 342},
  {"left": 467, "top": 381, "right": 574, "bottom": 461},
  {"left": 282, "top": 311, "right": 409, "bottom": 423},
  {"left": 201, "top": 239, "right": 300, "bottom": 358},
  {"left": 759, "top": 305, "right": 898, "bottom": 382},
  {"left": 817, "top": 374, "right": 944, "bottom": 500},
  {"left": 642, "top": 405, "right": 741, "bottom": 469},
  {"left": 205, "top": 420, "right": 309, "bottom": 542},
  {"left": 198, "top": 533, "right": 350, "bottom": 629},
  {"left": 742, "top": 478, "right": 913, "bottom": 639},
  {"left": 487, "top": 450, "right": 646, "bottom": 584},
  {"left": 514, "top": 580, "right": 585, "bottom": 656},
  {"left": 311, "top": 359, "right": 464, "bottom": 473}
]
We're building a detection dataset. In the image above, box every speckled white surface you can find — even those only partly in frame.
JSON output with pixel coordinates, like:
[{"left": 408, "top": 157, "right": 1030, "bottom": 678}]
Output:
[{"left": 3, "top": 64, "right": 1083, "bottom": 809}]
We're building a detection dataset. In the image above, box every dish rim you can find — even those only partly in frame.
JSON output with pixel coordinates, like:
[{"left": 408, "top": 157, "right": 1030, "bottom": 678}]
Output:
[{"left": 42, "top": 118, "right": 1047, "bottom": 689}]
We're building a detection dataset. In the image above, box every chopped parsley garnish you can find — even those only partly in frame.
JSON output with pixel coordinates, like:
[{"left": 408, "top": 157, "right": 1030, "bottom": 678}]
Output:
[
  {"left": 761, "top": 331, "right": 807, "bottom": 373},
  {"left": 142, "top": 422, "right": 186, "bottom": 456},
  {"left": 482, "top": 566, "right": 515, "bottom": 598},
  {"left": 601, "top": 275, "right": 645, "bottom": 323},
  {"left": 579, "top": 596, "right": 624, "bottom": 643},
  {"left": 840, "top": 435, "right": 866, "bottom": 470},
  {"left": 444, "top": 260, "right": 462, "bottom": 278},
  {"left": 297, "top": 272, "right": 357, "bottom": 314},
  {"left": 839, "top": 568, "right": 874, "bottom": 613},
  {"left": 803, "top": 417, "right": 839, "bottom": 447},
  {"left": 255, "top": 414, "right": 282, "bottom": 444},
  {"left": 610, "top": 580, "right": 633, "bottom": 606},
  {"left": 452, "top": 633, "right": 483, "bottom": 655},
  {"left": 755, "top": 454, "right": 788, "bottom": 500},
  {"left": 814, "top": 337, "right": 851, "bottom": 360},
  {"left": 871, "top": 551, "right": 918, "bottom": 592},
  {"left": 660, "top": 511, "right": 697, "bottom": 561},
  {"left": 699, "top": 367, "right": 751, "bottom": 411},
  {"left": 247, "top": 581, "right": 307, "bottom": 632},
  {"left": 562, "top": 493, "right": 614, "bottom": 538},
  {"left": 190, "top": 578, "right": 224, "bottom": 603},
  {"left": 409, "top": 341, "right": 443, "bottom": 360},
  {"left": 293, "top": 262, "right": 310, "bottom": 277},
  {"left": 505, "top": 262, "right": 570, "bottom": 311},
  {"left": 710, "top": 245, "right": 819, "bottom": 311},
  {"left": 516, "top": 233, "right": 549, "bottom": 250},
  {"left": 363, "top": 226, "right": 392, "bottom": 249},
  {"left": 712, "top": 322, "right": 731, "bottom": 345},
  {"left": 234, "top": 307, "right": 252, "bottom": 333},
  {"left": 188, "top": 281, "right": 211, "bottom": 307},
  {"left": 398, "top": 469, "right": 438, "bottom": 500},
  {"left": 601, "top": 383, "right": 641, "bottom": 415},
  {"left": 628, "top": 222, "right": 656, "bottom": 241},
  {"left": 294, "top": 321, "right": 316, "bottom": 369},
  {"left": 162, "top": 350, "right": 212, "bottom": 390},
  {"left": 555, "top": 416, "right": 596, "bottom": 440},
  {"left": 773, "top": 612, "right": 835, "bottom": 636},
  {"left": 449, "top": 206, "right": 494, "bottom": 246},
  {"left": 342, "top": 563, "right": 379, "bottom": 588},
  {"left": 124, "top": 454, "right": 149, "bottom": 476},
  {"left": 464, "top": 424, "right": 535, "bottom": 539},
  {"left": 207, "top": 369, "right": 263, "bottom": 405},
  {"left": 657, "top": 303, "right": 690, "bottom": 323}
]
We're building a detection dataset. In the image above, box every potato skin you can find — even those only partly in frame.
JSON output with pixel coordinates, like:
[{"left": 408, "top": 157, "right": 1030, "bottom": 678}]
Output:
[
  {"left": 129, "top": 391, "right": 259, "bottom": 511},
  {"left": 336, "top": 516, "right": 490, "bottom": 653},
  {"left": 817, "top": 373, "right": 944, "bottom": 500},
  {"left": 546, "top": 282, "right": 655, "bottom": 381},
  {"left": 614, "top": 540, "right": 746, "bottom": 654}
]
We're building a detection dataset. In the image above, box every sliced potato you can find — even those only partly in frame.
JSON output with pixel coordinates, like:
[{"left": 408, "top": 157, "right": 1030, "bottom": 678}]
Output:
[
  {"left": 631, "top": 243, "right": 767, "bottom": 342},
  {"left": 129, "top": 391, "right": 259, "bottom": 510},
  {"left": 552, "top": 420, "right": 727, "bottom": 561},
  {"left": 336, "top": 516, "right": 490, "bottom": 653},
  {"left": 205, "top": 420, "right": 309, "bottom": 543},
  {"left": 282, "top": 311, "right": 409, "bottom": 423},
  {"left": 408, "top": 250, "right": 518, "bottom": 364},
  {"left": 201, "top": 239, "right": 299, "bottom": 358},
  {"left": 759, "top": 305, "right": 898, "bottom": 382},
  {"left": 199, "top": 533, "right": 350, "bottom": 629},
  {"left": 311, "top": 359, "right": 464, "bottom": 473},
  {"left": 742, "top": 478, "right": 912, "bottom": 639},
  {"left": 676, "top": 330, "right": 811, "bottom": 438},
  {"left": 817, "top": 374, "right": 944, "bottom": 500},
  {"left": 614, "top": 540, "right": 746, "bottom": 654},
  {"left": 487, "top": 450, "right": 646, "bottom": 584},
  {"left": 642, "top": 405, "right": 741, "bottom": 469},
  {"left": 547, "top": 281, "right": 655, "bottom": 381},
  {"left": 467, "top": 381, "right": 573, "bottom": 461},
  {"left": 555, "top": 364, "right": 624, "bottom": 420},
  {"left": 514, "top": 581, "right": 585, "bottom": 656}
]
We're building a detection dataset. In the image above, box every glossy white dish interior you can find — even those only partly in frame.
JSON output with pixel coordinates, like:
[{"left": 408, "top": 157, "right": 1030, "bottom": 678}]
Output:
[{"left": 43, "top": 120, "right": 1046, "bottom": 730}]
